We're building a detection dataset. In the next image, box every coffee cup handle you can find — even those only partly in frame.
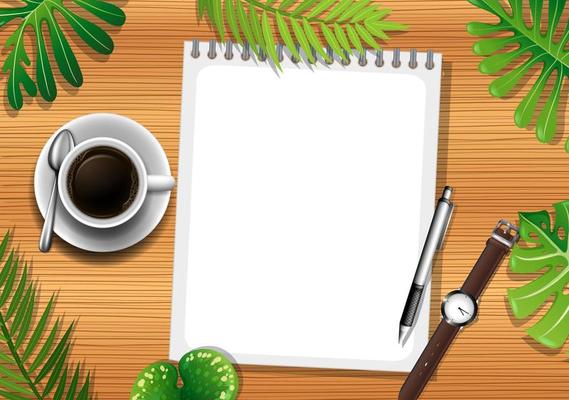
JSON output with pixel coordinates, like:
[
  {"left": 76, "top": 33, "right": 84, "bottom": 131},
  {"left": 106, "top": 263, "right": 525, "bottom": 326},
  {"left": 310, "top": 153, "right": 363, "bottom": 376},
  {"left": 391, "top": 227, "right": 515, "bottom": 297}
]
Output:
[{"left": 147, "top": 175, "right": 175, "bottom": 192}]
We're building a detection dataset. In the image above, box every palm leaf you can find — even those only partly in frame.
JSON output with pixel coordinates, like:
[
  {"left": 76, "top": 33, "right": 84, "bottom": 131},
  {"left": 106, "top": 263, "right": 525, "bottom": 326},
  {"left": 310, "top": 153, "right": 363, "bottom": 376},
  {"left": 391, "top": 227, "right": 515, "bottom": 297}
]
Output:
[
  {"left": 467, "top": 0, "right": 569, "bottom": 150},
  {"left": 0, "top": 0, "right": 126, "bottom": 110},
  {"left": 0, "top": 231, "right": 91, "bottom": 399},
  {"left": 197, "top": 0, "right": 406, "bottom": 67}
]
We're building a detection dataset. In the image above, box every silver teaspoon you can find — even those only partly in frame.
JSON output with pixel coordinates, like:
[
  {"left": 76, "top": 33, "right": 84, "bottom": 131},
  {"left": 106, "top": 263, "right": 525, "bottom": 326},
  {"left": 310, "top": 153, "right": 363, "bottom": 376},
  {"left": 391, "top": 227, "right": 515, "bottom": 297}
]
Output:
[{"left": 39, "top": 129, "right": 75, "bottom": 252}]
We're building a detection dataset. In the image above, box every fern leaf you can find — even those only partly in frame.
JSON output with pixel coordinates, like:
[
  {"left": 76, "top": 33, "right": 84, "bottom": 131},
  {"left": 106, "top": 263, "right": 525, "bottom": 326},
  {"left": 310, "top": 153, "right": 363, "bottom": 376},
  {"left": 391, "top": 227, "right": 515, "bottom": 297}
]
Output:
[
  {"left": 0, "top": 250, "right": 14, "bottom": 286},
  {"left": 292, "top": 0, "right": 320, "bottom": 16},
  {"left": 276, "top": 12, "right": 301, "bottom": 60},
  {"left": 199, "top": 0, "right": 406, "bottom": 67},
  {"left": 321, "top": 23, "right": 345, "bottom": 60},
  {"left": 290, "top": 17, "right": 315, "bottom": 63},
  {"left": 0, "top": 0, "right": 125, "bottom": 109},
  {"left": 0, "top": 364, "right": 27, "bottom": 383},
  {"left": 302, "top": 18, "right": 329, "bottom": 61},
  {"left": 22, "top": 297, "right": 54, "bottom": 362},
  {"left": 235, "top": 0, "right": 259, "bottom": 55},
  {"left": 261, "top": 11, "right": 280, "bottom": 68},
  {"left": 6, "top": 265, "right": 26, "bottom": 320},
  {"left": 53, "top": 367, "right": 68, "bottom": 400},
  {"left": 41, "top": 344, "right": 69, "bottom": 397},
  {"left": 76, "top": 373, "right": 90, "bottom": 400},
  {"left": 0, "top": 231, "right": 9, "bottom": 258},
  {"left": 280, "top": 0, "right": 297, "bottom": 10},
  {"left": 225, "top": 0, "right": 242, "bottom": 44},
  {"left": 65, "top": 365, "right": 81, "bottom": 400},
  {"left": 346, "top": 24, "right": 363, "bottom": 53},
  {"left": 249, "top": 4, "right": 266, "bottom": 52},
  {"left": 355, "top": 23, "right": 379, "bottom": 50},
  {"left": 467, "top": 0, "right": 569, "bottom": 150},
  {"left": 0, "top": 390, "right": 30, "bottom": 400},
  {"left": 338, "top": 0, "right": 371, "bottom": 22},
  {"left": 0, "top": 256, "right": 19, "bottom": 307},
  {"left": 334, "top": 23, "right": 351, "bottom": 53},
  {"left": 324, "top": 0, "right": 353, "bottom": 22},
  {"left": 307, "top": 0, "right": 336, "bottom": 19},
  {"left": 29, "top": 318, "right": 60, "bottom": 374},
  {"left": 35, "top": 325, "right": 74, "bottom": 383},
  {"left": 208, "top": 0, "right": 225, "bottom": 41},
  {"left": 0, "top": 232, "right": 92, "bottom": 399}
]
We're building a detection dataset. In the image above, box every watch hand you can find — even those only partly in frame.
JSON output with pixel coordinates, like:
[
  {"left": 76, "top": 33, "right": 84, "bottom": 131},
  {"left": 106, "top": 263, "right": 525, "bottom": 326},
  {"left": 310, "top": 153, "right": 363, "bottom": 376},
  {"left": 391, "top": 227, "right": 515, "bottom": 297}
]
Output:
[{"left": 458, "top": 307, "right": 470, "bottom": 316}]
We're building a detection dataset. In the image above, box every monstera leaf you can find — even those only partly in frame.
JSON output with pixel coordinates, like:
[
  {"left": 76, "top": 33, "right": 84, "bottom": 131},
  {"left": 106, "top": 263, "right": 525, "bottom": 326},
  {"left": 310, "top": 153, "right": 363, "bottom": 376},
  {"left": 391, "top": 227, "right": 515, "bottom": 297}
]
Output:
[
  {"left": 131, "top": 348, "right": 239, "bottom": 400},
  {"left": 467, "top": 0, "right": 569, "bottom": 150},
  {"left": 198, "top": 0, "right": 407, "bottom": 68},
  {"left": 0, "top": 0, "right": 126, "bottom": 110},
  {"left": 509, "top": 201, "right": 569, "bottom": 348}
]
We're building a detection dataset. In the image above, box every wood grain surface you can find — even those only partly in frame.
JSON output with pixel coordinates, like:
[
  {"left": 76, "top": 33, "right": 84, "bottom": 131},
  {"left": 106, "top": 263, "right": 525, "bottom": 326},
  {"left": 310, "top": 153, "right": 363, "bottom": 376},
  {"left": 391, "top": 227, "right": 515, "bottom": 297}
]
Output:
[{"left": 0, "top": 0, "right": 568, "bottom": 398}]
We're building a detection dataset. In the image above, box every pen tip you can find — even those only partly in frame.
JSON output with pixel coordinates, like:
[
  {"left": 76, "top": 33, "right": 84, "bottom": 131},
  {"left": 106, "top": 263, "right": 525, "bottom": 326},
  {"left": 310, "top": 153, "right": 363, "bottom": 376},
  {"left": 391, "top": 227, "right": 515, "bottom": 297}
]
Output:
[{"left": 399, "top": 325, "right": 412, "bottom": 347}]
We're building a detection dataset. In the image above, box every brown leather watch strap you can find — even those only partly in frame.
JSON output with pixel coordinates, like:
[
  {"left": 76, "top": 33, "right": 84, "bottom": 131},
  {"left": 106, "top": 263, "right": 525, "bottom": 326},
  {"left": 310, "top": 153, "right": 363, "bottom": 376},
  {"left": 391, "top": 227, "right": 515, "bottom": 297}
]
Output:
[
  {"left": 398, "top": 220, "right": 519, "bottom": 400},
  {"left": 461, "top": 223, "right": 517, "bottom": 299},
  {"left": 399, "top": 320, "right": 459, "bottom": 400}
]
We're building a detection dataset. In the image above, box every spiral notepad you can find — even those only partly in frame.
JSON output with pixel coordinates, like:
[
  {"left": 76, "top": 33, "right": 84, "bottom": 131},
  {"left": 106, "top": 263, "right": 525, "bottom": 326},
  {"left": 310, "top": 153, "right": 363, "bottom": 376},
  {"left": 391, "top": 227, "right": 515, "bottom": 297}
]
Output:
[{"left": 170, "top": 40, "right": 443, "bottom": 372}]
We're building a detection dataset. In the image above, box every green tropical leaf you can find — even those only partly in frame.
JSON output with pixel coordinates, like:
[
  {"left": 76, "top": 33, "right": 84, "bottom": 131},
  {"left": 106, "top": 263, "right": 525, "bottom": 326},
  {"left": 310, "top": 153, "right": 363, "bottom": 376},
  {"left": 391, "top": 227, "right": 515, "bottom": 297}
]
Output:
[
  {"left": 321, "top": 23, "right": 346, "bottom": 61},
  {"left": 276, "top": 12, "right": 301, "bottom": 61},
  {"left": 508, "top": 201, "right": 569, "bottom": 349},
  {"left": 198, "top": 0, "right": 406, "bottom": 67},
  {"left": 225, "top": 0, "right": 242, "bottom": 44},
  {"left": 334, "top": 23, "right": 351, "bottom": 53},
  {"left": 291, "top": 17, "right": 314, "bottom": 63},
  {"left": 249, "top": 4, "right": 265, "bottom": 52},
  {"left": 467, "top": 0, "right": 569, "bottom": 150},
  {"left": 261, "top": 11, "right": 280, "bottom": 68},
  {"left": 346, "top": 23, "right": 363, "bottom": 53},
  {"left": 0, "top": 0, "right": 126, "bottom": 110},
  {"left": 302, "top": 18, "right": 329, "bottom": 62},
  {"left": 0, "top": 231, "right": 91, "bottom": 399}
]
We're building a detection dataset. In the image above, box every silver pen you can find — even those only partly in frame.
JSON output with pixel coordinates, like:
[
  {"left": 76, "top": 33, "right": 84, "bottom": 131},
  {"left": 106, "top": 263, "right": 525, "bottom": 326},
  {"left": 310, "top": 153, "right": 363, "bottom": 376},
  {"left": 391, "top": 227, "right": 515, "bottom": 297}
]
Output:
[{"left": 399, "top": 186, "right": 454, "bottom": 346}]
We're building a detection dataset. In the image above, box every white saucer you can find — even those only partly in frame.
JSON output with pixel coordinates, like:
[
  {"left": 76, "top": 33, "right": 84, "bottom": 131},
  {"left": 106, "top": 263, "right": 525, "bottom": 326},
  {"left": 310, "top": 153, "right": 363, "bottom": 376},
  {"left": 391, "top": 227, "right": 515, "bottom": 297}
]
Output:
[{"left": 34, "top": 113, "right": 173, "bottom": 252}]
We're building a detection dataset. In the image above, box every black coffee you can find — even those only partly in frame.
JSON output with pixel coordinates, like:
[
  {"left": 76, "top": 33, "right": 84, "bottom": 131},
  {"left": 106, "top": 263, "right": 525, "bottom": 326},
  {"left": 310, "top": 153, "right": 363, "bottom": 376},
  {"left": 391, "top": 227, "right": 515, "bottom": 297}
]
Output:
[{"left": 67, "top": 146, "right": 138, "bottom": 218}]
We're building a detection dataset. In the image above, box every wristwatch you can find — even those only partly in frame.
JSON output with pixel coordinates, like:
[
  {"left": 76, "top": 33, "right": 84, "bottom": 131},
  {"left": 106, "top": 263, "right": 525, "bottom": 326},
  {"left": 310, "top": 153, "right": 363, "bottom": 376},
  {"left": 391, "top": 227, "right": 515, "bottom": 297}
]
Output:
[{"left": 399, "top": 220, "right": 519, "bottom": 400}]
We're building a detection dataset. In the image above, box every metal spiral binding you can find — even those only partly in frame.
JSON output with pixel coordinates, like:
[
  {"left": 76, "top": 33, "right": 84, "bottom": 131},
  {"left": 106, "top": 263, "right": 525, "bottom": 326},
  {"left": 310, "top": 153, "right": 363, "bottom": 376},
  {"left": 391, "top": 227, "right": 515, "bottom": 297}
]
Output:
[
  {"left": 225, "top": 41, "right": 234, "bottom": 60},
  {"left": 291, "top": 44, "right": 301, "bottom": 63},
  {"left": 207, "top": 39, "right": 216, "bottom": 59},
  {"left": 392, "top": 48, "right": 401, "bottom": 68},
  {"left": 191, "top": 39, "right": 200, "bottom": 58},
  {"left": 189, "top": 40, "right": 436, "bottom": 71},
  {"left": 341, "top": 50, "right": 350, "bottom": 66},
  {"left": 277, "top": 43, "right": 284, "bottom": 63},
  {"left": 426, "top": 50, "right": 435, "bottom": 70},
  {"left": 358, "top": 51, "right": 367, "bottom": 66},
  {"left": 325, "top": 46, "right": 334, "bottom": 65},
  {"left": 409, "top": 49, "right": 418, "bottom": 69},
  {"left": 242, "top": 42, "right": 251, "bottom": 61},
  {"left": 375, "top": 49, "right": 384, "bottom": 67},
  {"left": 258, "top": 47, "right": 267, "bottom": 62}
]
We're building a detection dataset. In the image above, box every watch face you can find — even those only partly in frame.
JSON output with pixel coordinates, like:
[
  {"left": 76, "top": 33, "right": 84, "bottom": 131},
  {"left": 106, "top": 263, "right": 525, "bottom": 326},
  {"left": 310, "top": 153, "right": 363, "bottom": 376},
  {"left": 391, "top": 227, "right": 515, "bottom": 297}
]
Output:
[{"left": 441, "top": 290, "right": 478, "bottom": 327}]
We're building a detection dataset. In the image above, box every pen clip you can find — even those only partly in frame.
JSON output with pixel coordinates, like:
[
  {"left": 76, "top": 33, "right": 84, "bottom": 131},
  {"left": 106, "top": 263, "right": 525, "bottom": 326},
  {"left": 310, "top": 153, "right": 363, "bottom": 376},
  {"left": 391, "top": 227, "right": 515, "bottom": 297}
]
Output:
[{"left": 436, "top": 203, "right": 454, "bottom": 250}]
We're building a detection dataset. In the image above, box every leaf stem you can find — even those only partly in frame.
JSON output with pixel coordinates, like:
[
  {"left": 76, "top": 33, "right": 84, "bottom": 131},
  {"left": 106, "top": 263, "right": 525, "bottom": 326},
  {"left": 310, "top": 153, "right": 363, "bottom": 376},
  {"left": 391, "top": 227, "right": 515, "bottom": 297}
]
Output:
[
  {"left": 244, "top": 0, "right": 342, "bottom": 25},
  {"left": 0, "top": 312, "right": 42, "bottom": 399}
]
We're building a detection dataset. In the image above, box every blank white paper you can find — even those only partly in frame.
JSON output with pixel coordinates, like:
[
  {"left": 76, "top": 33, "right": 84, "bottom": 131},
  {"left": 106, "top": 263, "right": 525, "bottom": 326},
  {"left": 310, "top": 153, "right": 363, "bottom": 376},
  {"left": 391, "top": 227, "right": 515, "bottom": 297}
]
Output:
[{"left": 171, "top": 42, "right": 442, "bottom": 372}]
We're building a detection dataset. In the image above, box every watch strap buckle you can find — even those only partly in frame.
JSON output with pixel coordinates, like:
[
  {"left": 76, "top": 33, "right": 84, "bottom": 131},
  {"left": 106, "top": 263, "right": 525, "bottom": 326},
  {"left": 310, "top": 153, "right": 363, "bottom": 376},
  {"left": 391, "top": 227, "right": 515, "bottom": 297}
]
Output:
[{"left": 491, "top": 219, "right": 519, "bottom": 248}]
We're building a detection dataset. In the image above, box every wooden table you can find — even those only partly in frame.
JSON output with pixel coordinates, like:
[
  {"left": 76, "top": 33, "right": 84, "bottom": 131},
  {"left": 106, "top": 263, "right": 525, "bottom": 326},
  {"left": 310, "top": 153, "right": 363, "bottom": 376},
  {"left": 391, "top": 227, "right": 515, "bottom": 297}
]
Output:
[{"left": 0, "top": 0, "right": 568, "bottom": 398}]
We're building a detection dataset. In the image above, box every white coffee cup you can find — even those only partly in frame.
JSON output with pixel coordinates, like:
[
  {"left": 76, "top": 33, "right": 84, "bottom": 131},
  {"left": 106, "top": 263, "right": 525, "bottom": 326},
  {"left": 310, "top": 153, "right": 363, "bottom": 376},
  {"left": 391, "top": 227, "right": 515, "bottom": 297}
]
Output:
[{"left": 58, "top": 137, "right": 175, "bottom": 229}]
